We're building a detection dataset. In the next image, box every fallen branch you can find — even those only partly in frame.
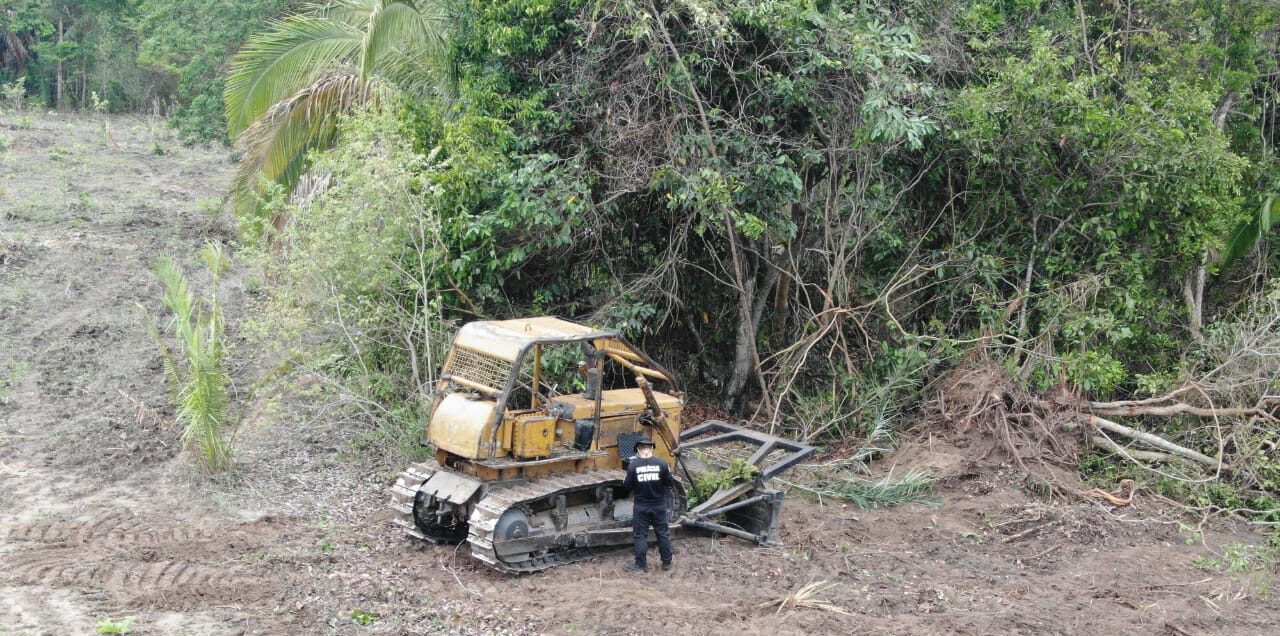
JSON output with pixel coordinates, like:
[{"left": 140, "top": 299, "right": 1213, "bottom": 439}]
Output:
[
  {"left": 1090, "top": 402, "right": 1267, "bottom": 419},
  {"left": 1088, "top": 434, "right": 1179, "bottom": 464},
  {"left": 1052, "top": 388, "right": 1279, "bottom": 422},
  {"left": 1070, "top": 385, "right": 1199, "bottom": 409},
  {"left": 117, "top": 389, "right": 173, "bottom": 430},
  {"left": 1085, "top": 415, "right": 1229, "bottom": 471},
  {"left": 1001, "top": 519, "right": 1061, "bottom": 543}
]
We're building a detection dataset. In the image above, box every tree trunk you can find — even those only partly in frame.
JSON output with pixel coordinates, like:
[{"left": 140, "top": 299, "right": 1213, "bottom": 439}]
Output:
[
  {"left": 723, "top": 253, "right": 780, "bottom": 411},
  {"left": 1184, "top": 93, "right": 1237, "bottom": 341},
  {"left": 645, "top": 0, "right": 774, "bottom": 414},
  {"left": 1183, "top": 253, "right": 1206, "bottom": 343},
  {"left": 55, "top": 17, "right": 64, "bottom": 109},
  {"left": 724, "top": 272, "right": 758, "bottom": 409}
]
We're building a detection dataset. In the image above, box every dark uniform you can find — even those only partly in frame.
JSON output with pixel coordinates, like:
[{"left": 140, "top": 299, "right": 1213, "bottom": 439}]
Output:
[{"left": 623, "top": 448, "right": 674, "bottom": 571}]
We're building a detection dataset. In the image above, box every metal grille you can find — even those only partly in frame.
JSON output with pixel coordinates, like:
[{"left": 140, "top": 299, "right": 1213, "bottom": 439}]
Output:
[
  {"left": 617, "top": 432, "right": 645, "bottom": 459},
  {"left": 445, "top": 346, "right": 512, "bottom": 392}
]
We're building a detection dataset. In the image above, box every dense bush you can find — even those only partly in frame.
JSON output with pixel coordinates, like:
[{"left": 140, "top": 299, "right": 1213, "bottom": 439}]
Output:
[{"left": 243, "top": 1, "right": 1278, "bottom": 435}]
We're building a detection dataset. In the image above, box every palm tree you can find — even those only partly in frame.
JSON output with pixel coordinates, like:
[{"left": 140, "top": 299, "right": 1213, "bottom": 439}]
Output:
[{"left": 224, "top": 0, "right": 452, "bottom": 226}]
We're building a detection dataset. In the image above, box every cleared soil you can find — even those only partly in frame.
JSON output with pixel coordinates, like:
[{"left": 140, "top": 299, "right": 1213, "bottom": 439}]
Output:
[{"left": 1, "top": 113, "right": 1277, "bottom": 635}]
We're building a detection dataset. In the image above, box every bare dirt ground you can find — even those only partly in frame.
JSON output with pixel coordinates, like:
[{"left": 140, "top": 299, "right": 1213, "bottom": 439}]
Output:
[{"left": 2, "top": 113, "right": 1278, "bottom": 635}]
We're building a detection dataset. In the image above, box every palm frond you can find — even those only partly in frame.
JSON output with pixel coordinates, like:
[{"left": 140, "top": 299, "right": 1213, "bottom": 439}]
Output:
[
  {"left": 152, "top": 256, "right": 233, "bottom": 472},
  {"left": 758, "top": 581, "right": 853, "bottom": 616},
  {"left": 364, "top": 0, "right": 451, "bottom": 80},
  {"left": 199, "top": 241, "right": 231, "bottom": 281},
  {"left": 224, "top": 15, "right": 364, "bottom": 138},
  {"left": 231, "top": 72, "right": 392, "bottom": 219},
  {"left": 1219, "top": 194, "right": 1276, "bottom": 272},
  {"left": 788, "top": 468, "right": 937, "bottom": 509},
  {"left": 322, "top": 0, "right": 379, "bottom": 28},
  {"left": 154, "top": 257, "right": 195, "bottom": 346},
  {"left": 226, "top": 0, "right": 454, "bottom": 223},
  {"left": 138, "top": 304, "right": 181, "bottom": 401},
  {"left": 292, "top": 171, "right": 336, "bottom": 210},
  {"left": 379, "top": 44, "right": 458, "bottom": 102}
]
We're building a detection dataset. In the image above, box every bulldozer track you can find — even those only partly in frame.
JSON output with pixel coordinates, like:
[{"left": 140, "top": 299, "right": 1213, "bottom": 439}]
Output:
[
  {"left": 389, "top": 461, "right": 442, "bottom": 542},
  {"left": 5, "top": 547, "right": 252, "bottom": 593},
  {"left": 2, "top": 506, "right": 262, "bottom": 607},
  {"left": 466, "top": 469, "right": 627, "bottom": 574},
  {"left": 7, "top": 509, "right": 219, "bottom": 546},
  {"left": 392, "top": 463, "right": 632, "bottom": 573}
]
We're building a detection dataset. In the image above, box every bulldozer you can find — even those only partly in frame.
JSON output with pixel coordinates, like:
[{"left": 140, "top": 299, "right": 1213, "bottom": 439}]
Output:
[{"left": 389, "top": 316, "right": 814, "bottom": 572}]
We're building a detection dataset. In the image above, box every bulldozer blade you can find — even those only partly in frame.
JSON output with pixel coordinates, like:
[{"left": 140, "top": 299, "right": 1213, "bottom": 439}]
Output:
[
  {"left": 679, "top": 420, "right": 816, "bottom": 482},
  {"left": 683, "top": 488, "right": 787, "bottom": 546}
]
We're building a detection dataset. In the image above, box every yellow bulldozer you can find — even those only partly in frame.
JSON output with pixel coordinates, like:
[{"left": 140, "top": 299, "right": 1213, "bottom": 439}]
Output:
[{"left": 390, "top": 317, "right": 814, "bottom": 572}]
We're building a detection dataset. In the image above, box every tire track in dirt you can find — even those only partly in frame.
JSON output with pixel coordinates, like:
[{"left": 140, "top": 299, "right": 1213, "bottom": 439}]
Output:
[{"left": 3, "top": 506, "right": 280, "bottom": 610}]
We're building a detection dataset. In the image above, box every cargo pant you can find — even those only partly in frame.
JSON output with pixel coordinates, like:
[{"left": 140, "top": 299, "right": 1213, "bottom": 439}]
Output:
[{"left": 632, "top": 502, "right": 673, "bottom": 568}]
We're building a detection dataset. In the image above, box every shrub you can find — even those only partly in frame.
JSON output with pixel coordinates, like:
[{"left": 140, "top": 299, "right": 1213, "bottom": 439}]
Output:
[
  {"left": 147, "top": 242, "right": 234, "bottom": 471},
  {"left": 2, "top": 77, "right": 26, "bottom": 113}
]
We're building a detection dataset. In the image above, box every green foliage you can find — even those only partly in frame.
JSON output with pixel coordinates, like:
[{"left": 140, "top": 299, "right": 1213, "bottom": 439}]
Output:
[
  {"left": 89, "top": 90, "right": 107, "bottom": 113},
  {"left": 1, "top": 76, "right": 26, "bottom": 112},
  {"left": 223, "top": 0, "right": 452, "bottom": 217},
  {"left": 797, "top": 469, "right": 937, "bottom": 509},
  {"left": 347, "top": 402, "right": 435, "bottom": 464},
  {"left": 248, "top": 105, "right": 449, "bottom": 461},
  {"left": 933, "top": 0, "right": 1271, "bottom": 397},
  {"left": 1053, "top": 350, "right": 1128, "bottom": 394},
  {"left": 151, "top": 243, "right": 234, "bottom": 472},
  {"left": 691, "top": 458, "right": 760, "bottom": 504},
  {"left": 788, "top": 340, "right": 944, "bottom": 441},
  {"left": 0, "top": 1, "right": 286, "bottom": 140},
  {"left": 1193, "top": 542, "right": 1280, "bottom": 574},
  {"left": 232, "top": 0, "right": 1280, "bottom": 502},
  {"left": 350, "top": 610, "right": 380, "bottom": 626},
  {"left": 96, "top": 618, "right": 134, "bottom": 635},
  {"left": 136, "top": 0, "right": 292, "bottom": 142}
]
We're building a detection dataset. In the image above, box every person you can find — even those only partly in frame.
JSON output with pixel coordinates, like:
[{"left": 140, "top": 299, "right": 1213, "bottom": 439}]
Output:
[{"left": 622, "top": 436, "right": 674, "bottom": 573}]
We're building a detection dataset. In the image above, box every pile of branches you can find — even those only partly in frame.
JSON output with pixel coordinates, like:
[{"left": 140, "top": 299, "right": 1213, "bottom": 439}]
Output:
[{"left": 927, "top": 300, "right": 1280, "bottom": 503}]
